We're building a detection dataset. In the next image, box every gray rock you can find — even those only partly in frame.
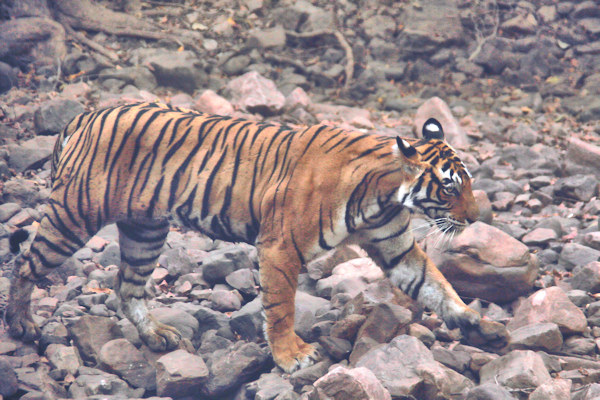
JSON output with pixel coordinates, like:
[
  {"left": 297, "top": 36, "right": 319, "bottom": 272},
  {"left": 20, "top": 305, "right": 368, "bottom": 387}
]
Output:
[
  {"left": 396, "top": 0, "right": 464, "bottom": 55},
  {"left": 202, "top": 245, "right": 256, "bottom": 284},
  {"left": 253, "top": 373, "right": 294, "bottom": 400},
  {"left": 431, "top": 346, "right": 471, "bottom": 373},
  {"left": 572, "top": 383, "right": 600, "bottom": 400},
  {"left": 355, "top": 335, "right": 473, "bottom": 399},
  {"left": 289, "top": 360, "right": 332, "bottom": 391},
  {"left": 202, "top": 341, "right": 270, "bottom": 397},
  {"left": 465, "top": 383, "right": 516, "bottom": 400},
  {"left": 0, "top": 357, "right": 18, "bottom": 397},
  {"left": 156, "top": 349, "right": 209, "bottom": 398},
  {"left": 158, "top": 247, "right": 197, "bottom": 277},
  {"left": 99, "top": 338, "right": 156, "bottom": 390},
  {"left": 0, "top": 202, "right": 22, "bottom": 222},
  {"left": 68, "top": 366, "right": 139, "bottom": 399},
  {"left": 97, "top": 242, "right": 121, "bottom": 267},
  {"left": 563, "top": 262, "right": 600, "bottom": 292},
  {"left": 247, "top": 25, "right": 286, "bottom": 49},
  {"left": 68, "top": 315, "right": 120, "bottom": 363},
  {"left": 222, "top": 55, "right": 251, "bottom": 76},
  {"left": 209, "top": 289, "right": 242, "bottom": 312},
  {"left": 313, "top": 366, "right": 392, "bottom": 400},
  {"left": 529, "top": 378, "right": 572, "bottom": 400},
  {"left": 192, "top": 305, "right": 231, "bottom": 342},
  {"left": 230, "top": 296, "right": 264, "bottom": 341},
  {"left": 198, "top": 330, "right": 233, "bottom": 355},
  {"left": 479, "top": 350, "right": 551, "bottom": 391},
  {"left": 226, "top": 268, "right": 259, "bottom": 297},
  {"left": 142, "top": 49, "right": 206, "bottom": 93},
  {"left": 98, "top": 66, "right": 157, "bottom": 91},
  {"left": 45, "top": 343, "right": 83, "bottom": 375},
  {"left": 7, "top": 135, "right": 57, "bottom": 173},
  {"left": 508, "top": 323, "right": 563, "bottom": 352},
  {"left": 553, "top": 174, "right": 599, "bottom": 202},
  {"left": 33, "top": 99, "right": 85, "bottom": 135},
  {"left": 560, "top": 243, "right": 600, "bottom": 271}
]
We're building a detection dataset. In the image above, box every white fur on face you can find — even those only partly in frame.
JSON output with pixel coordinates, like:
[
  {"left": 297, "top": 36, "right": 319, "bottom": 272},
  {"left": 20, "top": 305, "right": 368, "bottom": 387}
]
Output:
[{"left": 397, "top": 184, "right": 413, "bottom": 208}]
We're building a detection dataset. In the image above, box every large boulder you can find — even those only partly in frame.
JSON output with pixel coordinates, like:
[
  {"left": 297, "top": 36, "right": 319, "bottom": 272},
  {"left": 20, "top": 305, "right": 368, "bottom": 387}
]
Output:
[{"left": 427, "top": 222, "right": 538, "bottom": 303}]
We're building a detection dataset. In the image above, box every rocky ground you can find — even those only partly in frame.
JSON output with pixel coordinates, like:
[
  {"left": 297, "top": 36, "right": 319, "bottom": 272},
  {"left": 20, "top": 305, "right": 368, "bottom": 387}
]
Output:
[{"left": 1, "top": 0, "right": 600, "bottom": 399}]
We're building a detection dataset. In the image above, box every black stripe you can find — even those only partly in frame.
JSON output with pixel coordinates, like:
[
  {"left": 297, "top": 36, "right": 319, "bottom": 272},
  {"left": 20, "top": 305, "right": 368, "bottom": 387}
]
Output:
[
  {"left": 201, "top": 147, "right": 229, "bottom": 219},
  {"left": 387, "top": 239, "right": 415, "bottom": 269},
  {"left": 410, "top": 264, "right": 426, "bottom": 300},
  {"left": 318, "top": 205, "right": 333, "bottom": 250}
]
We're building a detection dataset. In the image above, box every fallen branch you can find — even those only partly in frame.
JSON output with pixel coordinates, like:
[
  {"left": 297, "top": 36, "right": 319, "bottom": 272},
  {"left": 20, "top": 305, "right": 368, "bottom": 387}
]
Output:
[
  {"left": 285, "top": 29, "right": 354, "bottom": 89},
  {"left": 60, "top": 20, "right": 119, "bottom": 66}
]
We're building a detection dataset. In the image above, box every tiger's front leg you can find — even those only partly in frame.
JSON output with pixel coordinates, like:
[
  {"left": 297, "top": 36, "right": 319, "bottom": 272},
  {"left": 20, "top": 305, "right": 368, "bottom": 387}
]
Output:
[
  {"left": 257, "top": 242, "right": 319, "bottom": 373},
  {"left": 361, "top": 218, "right": 508, "bottom": 348}
]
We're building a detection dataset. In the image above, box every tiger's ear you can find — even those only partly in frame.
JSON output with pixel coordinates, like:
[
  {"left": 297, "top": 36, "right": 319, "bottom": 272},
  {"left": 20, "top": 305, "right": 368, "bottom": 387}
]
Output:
[
  {"left": 422, "top": 118, "right": 444, "bottom": 141},
  {"left": 395, "top": 137, "right": 418, "bottom": 160}
]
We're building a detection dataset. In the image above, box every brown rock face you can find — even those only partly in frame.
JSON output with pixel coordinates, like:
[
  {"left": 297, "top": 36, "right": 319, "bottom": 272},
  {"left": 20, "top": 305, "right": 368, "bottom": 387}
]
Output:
[{"left": 427, "top": 222, "right": 538, "bottom": 303}]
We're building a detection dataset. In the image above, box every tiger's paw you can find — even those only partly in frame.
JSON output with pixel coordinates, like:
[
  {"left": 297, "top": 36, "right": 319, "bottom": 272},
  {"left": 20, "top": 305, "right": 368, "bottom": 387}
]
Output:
[
  {"left": 446, "top": 306, "right": 509, "bottom": 350},
  {"left": 464, "top": 319, "right": 509, "bottom": 350},
  {"left": 140, "top": 320, "right": 182, "bottom": 352},
  {"left": 6, "top": 307, "right": 41, "bottom": 343},
  {"left": 272, "top": 333, "right": 320, "bottom": 373}
]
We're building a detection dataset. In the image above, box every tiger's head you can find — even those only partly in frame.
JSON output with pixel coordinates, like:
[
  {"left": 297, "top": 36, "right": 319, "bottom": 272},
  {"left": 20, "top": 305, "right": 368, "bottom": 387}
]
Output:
[{"left": 398, "top": 118, "right": 479, "bottom": 235}]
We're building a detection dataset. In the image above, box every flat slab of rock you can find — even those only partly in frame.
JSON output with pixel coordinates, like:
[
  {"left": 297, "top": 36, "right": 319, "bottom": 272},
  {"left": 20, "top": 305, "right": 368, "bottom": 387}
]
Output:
[{"left": 427, "top": 222, "right": 538, "bottom": 303}]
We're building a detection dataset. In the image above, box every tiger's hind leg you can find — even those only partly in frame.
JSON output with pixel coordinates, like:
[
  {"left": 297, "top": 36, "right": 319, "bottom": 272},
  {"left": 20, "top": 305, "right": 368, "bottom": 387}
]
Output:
[
  {"left": 115, "top": 219, "right": 181, "bottom": 351},
  {"left": 7, "top": 211, "right": 91, "bottom": 342},
  {"left": 258, "top": 243, "right": 319, "bottom": 373}
]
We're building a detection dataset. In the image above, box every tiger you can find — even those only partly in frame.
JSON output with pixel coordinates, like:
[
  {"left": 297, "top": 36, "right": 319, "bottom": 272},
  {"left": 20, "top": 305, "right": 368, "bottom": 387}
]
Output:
[{"left": 7, "top": 102, "right": 507, "bottom": 373}]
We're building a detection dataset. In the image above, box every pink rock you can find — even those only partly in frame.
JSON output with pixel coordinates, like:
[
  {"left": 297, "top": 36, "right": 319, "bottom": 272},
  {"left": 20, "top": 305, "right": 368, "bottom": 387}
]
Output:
[
  {"left": 284, "top": 87, "right": 312, "bottom": 110},
  {"left": 508, "top": 287, "right": 587, "bottom": 334},
  {"left": 227, "top": 71, "right": 285, "bottom": 116},
  {"left": 427, "top": 222, "right": 538, "bottom": 303},
  {"left": 314, "top": 366, "right": 392, "bottom": 400},
  {"left": 193, "top": 89, "right": 234, "bottom": 116},
  {"left": 414, "top": 97, "right": 470, "bottom": 149}
]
